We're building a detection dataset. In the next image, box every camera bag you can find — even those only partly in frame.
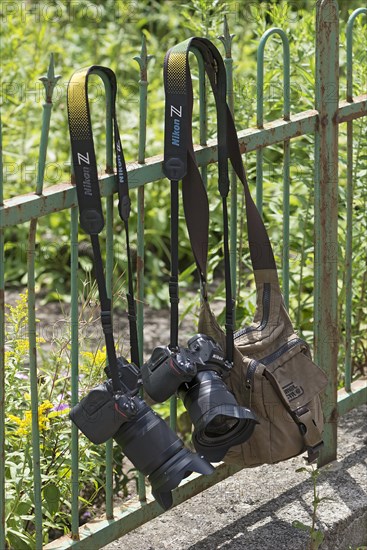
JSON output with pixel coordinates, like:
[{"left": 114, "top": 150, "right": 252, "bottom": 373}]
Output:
[{"left": 163, "top": 37, "right": 328, "bottom": 466}]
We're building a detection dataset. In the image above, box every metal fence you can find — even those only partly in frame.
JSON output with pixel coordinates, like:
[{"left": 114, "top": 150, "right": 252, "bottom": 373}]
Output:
[{"left": 0, "top": 0, "right": 366, "bottom": 548}]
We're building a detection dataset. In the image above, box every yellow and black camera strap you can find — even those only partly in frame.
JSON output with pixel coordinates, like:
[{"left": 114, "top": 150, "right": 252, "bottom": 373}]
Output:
[{"left": 67, "top": 65, "right": 139, "bottom": 391}]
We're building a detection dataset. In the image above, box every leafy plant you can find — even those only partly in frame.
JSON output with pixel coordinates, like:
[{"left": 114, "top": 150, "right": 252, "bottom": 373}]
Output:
[
  {"left": 4, "top": 292, "right": 135, "bottom": 548},
  {"left": 292, "top": 465, "right": 333, "bottom": 550}
]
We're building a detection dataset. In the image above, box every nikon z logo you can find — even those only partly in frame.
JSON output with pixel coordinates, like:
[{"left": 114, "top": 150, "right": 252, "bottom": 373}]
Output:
[
  {"left": 170, "top": 105, "right": 182, "bottom": 147},
  {"left": 77, "top": 151, "right": 92, "bottom": 197}
]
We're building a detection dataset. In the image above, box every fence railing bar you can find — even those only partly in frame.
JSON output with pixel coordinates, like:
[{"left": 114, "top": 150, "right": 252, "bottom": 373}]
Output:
[
  {"left": 0, "top": 112, "right": 6, "bottom": 550},
  {"left": 338, "top": 97, "right": 367, "bottom": 122},
  {"left": 44, "top": 462, "right": 241, "bottom": 550},
  {"left": 337, "top": 378, "right": 367, "bottom": 417},
  {"left": 0, "top": 109, "right": 321, "bottom": 228},
  {"left": 2, "top": 96, "right": 366, "bottom": 230},
  {"left": 314, "top": 0, "right": 339, "bottom": 467},
  {"left": 344, "top": 7, "right": 367, "bottom": 392},
  {"left": 68, "top": 66, "right": 80, "bottom": 540},
  {"left": 134, "top": 33, "right": 152, "bottom": 504},
  {"left": 27, "top": 214, "right": 43, "bottom": 548},
  {"left": 256, "top": 28, "right": 291, "bottom": 302},
  {"left": 346, "top": 8, "right": 367, "bottom": 103}
]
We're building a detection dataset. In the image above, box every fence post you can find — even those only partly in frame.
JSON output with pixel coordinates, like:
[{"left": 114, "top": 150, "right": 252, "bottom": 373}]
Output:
[
  {"left": 134, "top": 34, "right": 152, "bottom": 504},
  {"left": 0, "top": 113, "right": 6, "bottom": 550},
  {"left": 314, "top": 0, "right": 339, "bottom": 466}
]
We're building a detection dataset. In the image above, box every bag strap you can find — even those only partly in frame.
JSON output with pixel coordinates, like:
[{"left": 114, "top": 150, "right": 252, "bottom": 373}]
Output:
[
  {"left": 164, "top": 38, "right": 278, "bottom": 290},
  {"left": 67, "top": 65, "right": 139, "bottom": 392}
]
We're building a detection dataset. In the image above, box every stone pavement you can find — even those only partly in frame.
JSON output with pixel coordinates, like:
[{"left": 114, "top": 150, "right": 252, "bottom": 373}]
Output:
[{"left": 103, "top": 405, "right": 367, "bottom": 550}]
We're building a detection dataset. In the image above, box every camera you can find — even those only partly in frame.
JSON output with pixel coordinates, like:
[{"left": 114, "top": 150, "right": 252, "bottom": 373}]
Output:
[
  {"left": 70, "top": 356, "right": 214, "bottom": 510},
  {"left": 142, "top": 334, "right": 258, "bottom": 462}
]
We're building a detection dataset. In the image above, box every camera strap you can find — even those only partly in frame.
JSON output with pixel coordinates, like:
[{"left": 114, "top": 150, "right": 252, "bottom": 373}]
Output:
[
  {"left": 163, "top": 39, "right": 276, "bottom": 362},
  {"left": 163, "top": 38, "right": 233, "bottom": 359},
  {"left": 67, "top": 66, "right": 139, "bottom": 392}
]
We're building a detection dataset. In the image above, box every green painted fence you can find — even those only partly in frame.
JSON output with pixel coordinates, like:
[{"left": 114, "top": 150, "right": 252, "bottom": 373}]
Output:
[{"left": 0, "top": 1, "right": 366, "bottom": 548}]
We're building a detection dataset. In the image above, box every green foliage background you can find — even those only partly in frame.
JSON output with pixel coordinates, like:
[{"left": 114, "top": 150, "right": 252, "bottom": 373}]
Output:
[
  {"left": 0, "top": 0, "right": 366, "bottom": 546},
  {"left": 1, "top": 0, "right": 365, "bottom": 364}
]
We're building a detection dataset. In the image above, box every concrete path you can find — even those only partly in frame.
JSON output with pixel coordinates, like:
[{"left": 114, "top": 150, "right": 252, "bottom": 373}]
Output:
[{"left": 103, "top": 405, "right": 367, "bottom": 550}]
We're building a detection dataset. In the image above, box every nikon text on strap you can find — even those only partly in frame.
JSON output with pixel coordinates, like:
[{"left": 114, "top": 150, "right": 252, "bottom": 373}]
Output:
[
  {"left": 67, "top": 66, "right": 139, "bottom": 390},
  {"left": 163, "top": 38, "right": 327, "bottom": 464}
]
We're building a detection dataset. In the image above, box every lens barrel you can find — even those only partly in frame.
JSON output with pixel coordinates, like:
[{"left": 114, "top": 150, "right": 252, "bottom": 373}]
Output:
[
  {"left": 179, "top": 370, "right": 258, "bottom": 462},
  {"left": 113, "top": 396, "right": 214, "bottom": 509}
]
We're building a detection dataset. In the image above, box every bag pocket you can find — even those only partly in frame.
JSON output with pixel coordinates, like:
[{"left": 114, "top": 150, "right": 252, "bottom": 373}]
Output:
[{"left": 224, "top": 340, "right": 327, "bottom": 467}]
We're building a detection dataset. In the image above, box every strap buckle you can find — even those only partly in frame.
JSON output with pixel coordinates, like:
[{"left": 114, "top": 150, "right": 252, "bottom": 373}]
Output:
[
  {"left": 169, "top": 280, "right": 179, "bottom": 304},
  {"left": 101, "top": 310, "right": 113, "bottom": 334},
  {"left": 295, "top": 406, "right": 324, "bottom": 463}
]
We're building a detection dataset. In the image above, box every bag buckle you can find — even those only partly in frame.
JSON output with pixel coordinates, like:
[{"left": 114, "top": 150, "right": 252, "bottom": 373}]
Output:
[{"left": 295, "top": 406, "right": 324, "bottom": 463}]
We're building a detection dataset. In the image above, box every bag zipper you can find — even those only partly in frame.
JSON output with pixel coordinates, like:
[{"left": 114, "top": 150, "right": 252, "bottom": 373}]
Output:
[
  {"left": 234, "top": 283, "right": 271, "bottom": 339},
  {"left": 259, "top": 337, "right": 304, "bottom": 366}
]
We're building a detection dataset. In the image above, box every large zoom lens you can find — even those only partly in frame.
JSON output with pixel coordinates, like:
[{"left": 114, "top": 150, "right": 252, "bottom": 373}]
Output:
[
  {"left": 142, "top": 335, "right": 258, "bottom": 463},
  {"left": 179, "top": 369, "right": 257, "bottom": 462},
  {"left": 70, "top": 357, "right": 213, "bottom": 510},
  {"left": 113, "top": 397, "right": 214, "bottom": 509}
]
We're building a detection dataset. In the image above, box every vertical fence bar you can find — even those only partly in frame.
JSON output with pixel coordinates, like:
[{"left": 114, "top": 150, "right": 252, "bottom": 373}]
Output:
[
  {"left": 99, "top": 71, "right": 115, "bottom": 520},
  {"left": 314, "top": 0, "right": 339, "bottom": 466},
  {"left": 344, "top": 8, "right": 367, "bottom": 392},
  {"left": 27, "top": 54, "right": 60, "bottom": 549},
  {"left": 219, "top": 17, "right": 237, "bottom": 308},
  {"left": 134, "top": 35, "right": 152, "bottom": 501},
  {"left": 70, "top": 202, "right": 80, "bottom": 539},
  {"left": 257, "top": 29, "right": 290, "bottom": 302},
  {"left": 0, "top": 112, "right": 6, "bottom": 550},
  {"left": 68, "top": 65, "right": 80, "bottom": 540}
]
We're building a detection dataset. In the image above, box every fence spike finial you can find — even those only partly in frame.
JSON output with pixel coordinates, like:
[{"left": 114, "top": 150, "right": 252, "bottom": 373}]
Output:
[
  {"left": 134, "top": 34, "right": 154, "bottom": 81},
  {"left": 218, "top": 15, "right": 235, "bottom": 58},
  {"left": 39, "top": 53, "right": 61, "bottom": 104}
]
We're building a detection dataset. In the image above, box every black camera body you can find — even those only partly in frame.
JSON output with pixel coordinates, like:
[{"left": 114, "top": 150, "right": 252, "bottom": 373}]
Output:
[
  {"left": 142, "top": 334, "right": 232, "bottom": 403},
  {"left": 70, "top": 355, "right": 214, "bottom": 510},
  {"left": 70, "top": 357, "right": 140, "bottom": 444},
  {"left": 142, "top": 334, "right": 258, "bottom": 462}
]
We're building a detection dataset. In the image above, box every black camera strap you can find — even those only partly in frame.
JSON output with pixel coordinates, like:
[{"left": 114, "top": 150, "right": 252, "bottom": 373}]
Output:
[
  {"left": 163, "top": 38, "right": 233, "bottom": 359},
  {"left": 67, "top": 66, "right": 139, "bottom": 392},
  {"left": 163, "top": 38, "right": 276, "bottom": 362}
]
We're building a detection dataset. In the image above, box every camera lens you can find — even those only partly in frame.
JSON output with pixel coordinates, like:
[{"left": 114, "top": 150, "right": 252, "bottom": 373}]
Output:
[
  {"left": 179, "top": 371, "right": 258, "bottom": 462},
  {"left": 113, "top": 396, "right": 214, "bottom": 509},
  {"left": 205, "top": 415, "right": 239, "bottom": 436}
]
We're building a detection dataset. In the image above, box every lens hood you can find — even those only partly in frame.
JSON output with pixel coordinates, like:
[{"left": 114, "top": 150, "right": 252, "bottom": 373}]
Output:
[
  {"left": 149, "top": 447, "right": 214, "bottom": 510},
  {"left": 180, "top": 371, "right": 258, "bottom": 462},
  {"left": 191, "top": 403, "right": 258, "bottom": 462}
]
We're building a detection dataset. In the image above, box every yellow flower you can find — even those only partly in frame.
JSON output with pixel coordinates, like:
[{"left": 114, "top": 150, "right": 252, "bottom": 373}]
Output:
[
  {"left": 81, "top": 346, "right": 107, "bottom": 372},
  {"left": 7, "top": 400, "right": 55, "bottom": 436},
  {"left": 49, "top": 408, "right": 70, "bottom": 419}
]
